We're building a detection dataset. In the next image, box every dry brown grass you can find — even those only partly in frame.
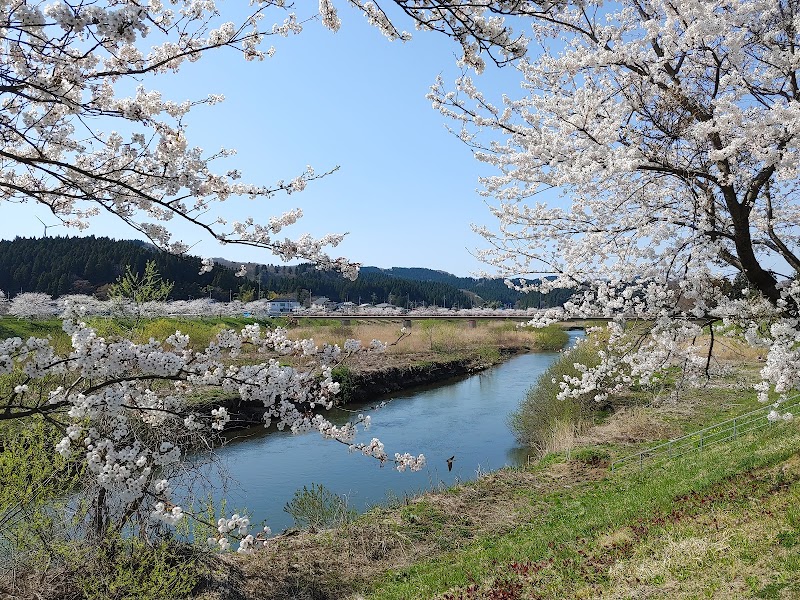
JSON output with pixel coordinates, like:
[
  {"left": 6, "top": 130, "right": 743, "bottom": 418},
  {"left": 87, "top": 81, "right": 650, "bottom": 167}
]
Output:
[
  {"left": 540, "top": 418, "right": 584, "bottom": 456},
  {"left": 578, "top": 406, "right": 680, "bottom": 446},
  {"left": 692, "top": 333, "right": 765, "bottom": 363},
  {"left": 0, "top": 566, "right": 80, "bottom": 600},
  {"left": 286, "top": 321, "right": 554, "bottom": 355}
]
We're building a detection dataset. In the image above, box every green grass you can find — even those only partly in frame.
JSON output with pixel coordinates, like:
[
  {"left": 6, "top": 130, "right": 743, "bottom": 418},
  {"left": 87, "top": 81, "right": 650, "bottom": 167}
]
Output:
[
  {"left": 295, "top": 318, "right": 341, "bottom": 328},
  {"left": 367, "top": 424, "right": 800, "bottom": 599},
  {"left": 471, "top": 346, "right": 502, "bottom": 364},
  {"left": 0, "top": 317, "right": 64, "bottom": 338},
  {"left": 0, "top": 318, "right": 70, "bottom": 356},
  {"left": 72, "top": 536, "right": 207, "bottom": 600},
  {"left": 529, "top": 325, "right": 569, "bottom": 351},
  {"left": 509, "top": 337, "right": 603, "bottom": 454},
  {"left": 602, "top": 462, "right": 800, "bottom": 598}
]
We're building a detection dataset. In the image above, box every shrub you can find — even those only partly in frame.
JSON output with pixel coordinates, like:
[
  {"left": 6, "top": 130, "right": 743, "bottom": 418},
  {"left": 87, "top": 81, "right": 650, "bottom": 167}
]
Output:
[
  {"left": 284, "top": 483, "right": 355, "bottom": 531},
  {"left": 75, "top": 537, "right": 205, "bottom": 600},
  {"left": 529, "top": 325, "right": 570, "bottom": 351},
  {"left": 331, "top": 365, "right": 355, "bottom": 404},
  {"left": 509, "top": 338, "right": 603, "bottom": 456},
  {"left": 571, "top": 446, "right": 611, "bottom": 466},
  {"left": 0, "top": 419, "right": 84, "bottom": 566}
]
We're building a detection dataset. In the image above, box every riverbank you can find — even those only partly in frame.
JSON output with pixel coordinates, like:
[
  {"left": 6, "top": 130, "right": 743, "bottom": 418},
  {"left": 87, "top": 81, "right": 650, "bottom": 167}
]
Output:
[
  {"left": 4, "top": 325, "right": 799, "bottom": 599},
  {"left": 211, "top": 347, "right": 527, "bottom": 427},
  {"left": 195, "top": 347, "right": 800, "bottom": 600},
  {"left": 192, "top": 320, "right": 569, "bottom": 426},
  {"left": 337, "top": 351, "right": 507, "bottom": 403}
]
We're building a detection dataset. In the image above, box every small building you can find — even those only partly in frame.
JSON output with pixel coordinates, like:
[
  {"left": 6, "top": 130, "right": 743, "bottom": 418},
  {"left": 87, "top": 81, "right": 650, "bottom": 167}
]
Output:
[
  {"left": 311, "top": 296, "right": 336, "bottom": 310},
  {"left": 266, "top": 298, "right": 300, "bottom": 314}
]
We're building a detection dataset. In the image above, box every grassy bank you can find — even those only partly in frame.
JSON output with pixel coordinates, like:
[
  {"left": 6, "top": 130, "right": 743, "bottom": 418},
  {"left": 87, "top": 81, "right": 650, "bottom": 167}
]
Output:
[
  {"left": 366, "top": 428, "right": 800, "bottom": 599},
  {"left": 509, "top": 337, "right": 604, "bottom": 457},
  {"left": 0, "top": 314, "right": 566, "bottom": 360}
]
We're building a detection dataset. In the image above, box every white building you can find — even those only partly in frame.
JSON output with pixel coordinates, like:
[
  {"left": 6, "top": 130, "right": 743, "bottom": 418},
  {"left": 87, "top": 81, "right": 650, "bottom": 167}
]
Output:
[{"left": 266, "top": 298, "right": 300, "bottom": 314}]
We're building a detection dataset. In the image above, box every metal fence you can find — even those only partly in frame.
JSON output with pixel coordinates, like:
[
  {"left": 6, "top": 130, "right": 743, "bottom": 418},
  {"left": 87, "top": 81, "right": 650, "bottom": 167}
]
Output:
[{"left": 610, "top": 393, "right": 800, "bottom": 472}]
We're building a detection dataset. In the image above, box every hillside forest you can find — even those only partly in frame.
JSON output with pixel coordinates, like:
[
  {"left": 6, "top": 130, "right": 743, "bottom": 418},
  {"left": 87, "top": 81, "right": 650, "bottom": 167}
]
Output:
[{"left": 0, "top": 236, "right": 572, "bottom": 308}]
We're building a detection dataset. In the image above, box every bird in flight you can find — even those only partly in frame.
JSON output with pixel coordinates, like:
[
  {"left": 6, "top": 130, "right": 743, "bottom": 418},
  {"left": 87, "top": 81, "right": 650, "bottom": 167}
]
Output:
[{"left": 446, "top": 456, "right": 455, "bottom": 472}]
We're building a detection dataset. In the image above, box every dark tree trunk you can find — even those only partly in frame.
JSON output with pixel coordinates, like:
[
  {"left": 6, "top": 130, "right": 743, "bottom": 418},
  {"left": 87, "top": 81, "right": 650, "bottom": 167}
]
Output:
[{"left": 728, "top": 194, "right": 798, "bottom": 317}]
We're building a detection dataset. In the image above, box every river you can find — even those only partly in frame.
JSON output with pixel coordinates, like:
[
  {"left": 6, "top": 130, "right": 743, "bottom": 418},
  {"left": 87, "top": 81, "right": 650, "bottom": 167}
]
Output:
[{"left": 196, "top": 330, "right": 583, "bottom": 533}]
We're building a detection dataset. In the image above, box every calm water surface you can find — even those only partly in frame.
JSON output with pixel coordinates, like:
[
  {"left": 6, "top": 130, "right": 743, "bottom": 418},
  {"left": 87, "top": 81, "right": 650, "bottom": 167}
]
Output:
[{"left": 199, "top": 330, "right": 583, "bottom": 533}]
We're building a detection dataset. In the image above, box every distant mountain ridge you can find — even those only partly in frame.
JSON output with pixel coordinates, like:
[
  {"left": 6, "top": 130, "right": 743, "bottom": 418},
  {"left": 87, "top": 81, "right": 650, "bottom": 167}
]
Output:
[
  {"left": 0, "top": 236, "right": 571, "bottom": 307},
  {"left": 359, "top": 266, "right": 567, "bottom": 308},
  {"left": 361, "top": 266, "right": 458, "bottom": 283}
]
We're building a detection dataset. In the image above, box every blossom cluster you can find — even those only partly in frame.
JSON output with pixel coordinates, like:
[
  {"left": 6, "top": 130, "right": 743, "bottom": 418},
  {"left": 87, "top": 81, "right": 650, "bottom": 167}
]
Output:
[
  {"left": 207, "top": 513, "right": 266, "bottom": 553},
  {"left": 339, "top": 0, "right": 527, "bottom": 71}
]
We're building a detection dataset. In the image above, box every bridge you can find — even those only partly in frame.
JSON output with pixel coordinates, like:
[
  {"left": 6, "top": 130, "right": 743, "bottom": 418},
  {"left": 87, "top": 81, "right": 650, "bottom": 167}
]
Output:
[{"left": 285, "top": 313, "right": 603, "bottom": 329}]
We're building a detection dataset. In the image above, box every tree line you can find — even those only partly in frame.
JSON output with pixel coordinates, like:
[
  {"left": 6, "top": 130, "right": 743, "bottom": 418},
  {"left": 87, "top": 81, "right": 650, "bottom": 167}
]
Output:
[
  {"left": 0, "top": 236, "right": 570, "bottom": 308},
  {"left": 0, "top": 236, "right": 240, "bottom": 300},
  {"left": 359, "top": 267, "right": 573, "bottom": 308}
]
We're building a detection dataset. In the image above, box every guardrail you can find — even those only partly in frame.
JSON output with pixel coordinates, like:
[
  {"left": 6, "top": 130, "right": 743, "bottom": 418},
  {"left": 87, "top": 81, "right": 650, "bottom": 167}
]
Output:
[{"left": 610, "top": 393, "right": 800, "bottom": 472}]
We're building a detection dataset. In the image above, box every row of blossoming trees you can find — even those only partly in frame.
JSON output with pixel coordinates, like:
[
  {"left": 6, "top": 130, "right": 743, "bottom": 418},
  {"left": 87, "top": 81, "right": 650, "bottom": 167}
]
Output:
[
  {"left": 0, "top": 291, "right": 565, "bottom": 319},
  {"left": 1, "top": 0, "right": 799, "bottom": 574}
]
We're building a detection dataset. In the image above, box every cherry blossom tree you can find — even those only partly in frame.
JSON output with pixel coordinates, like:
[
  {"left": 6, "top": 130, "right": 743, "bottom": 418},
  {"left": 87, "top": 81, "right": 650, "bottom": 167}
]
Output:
[
  {"left": 8, "top": 292, "right": 59, "bottom": 318},
  {"left": 354, "top": 0, "right": 800, "bottom": 406},
  {"left": 424, "top": 0, "right": 798, "bottom": 295}
]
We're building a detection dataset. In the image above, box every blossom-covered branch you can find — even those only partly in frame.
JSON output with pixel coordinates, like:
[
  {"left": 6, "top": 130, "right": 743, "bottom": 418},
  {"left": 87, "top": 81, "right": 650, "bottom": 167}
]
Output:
[
  {"left": 0, "top": 317, "right": 424, "bottom": 550},
  {"left": 0, "top": 0, "right": 359, "bottom": 275},
  {"left": 373, "top": 0, "right": 800, "bottom": 411}
]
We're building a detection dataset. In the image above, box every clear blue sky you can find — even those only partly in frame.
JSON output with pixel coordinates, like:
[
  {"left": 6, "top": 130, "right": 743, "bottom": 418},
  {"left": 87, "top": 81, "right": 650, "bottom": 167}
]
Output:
[{"left": 1, "top": 4, "right": 529, "bottom": 277}]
